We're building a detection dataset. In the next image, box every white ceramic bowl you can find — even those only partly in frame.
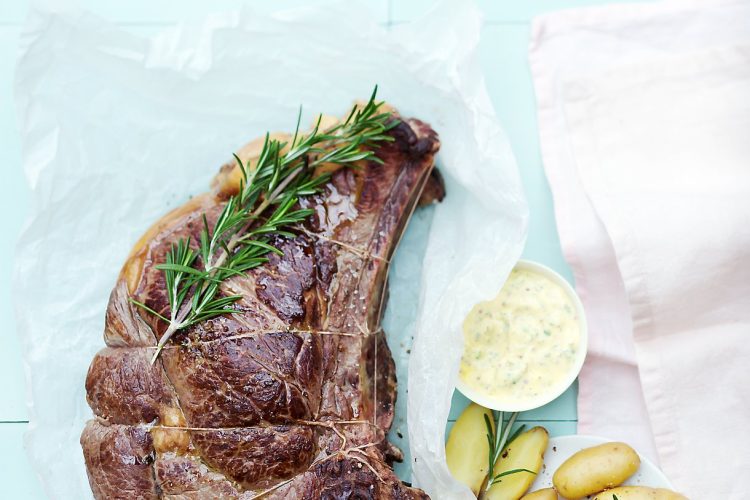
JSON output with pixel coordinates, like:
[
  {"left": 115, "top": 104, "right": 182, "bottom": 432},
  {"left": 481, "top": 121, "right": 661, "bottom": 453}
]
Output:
[{"left": 455, "top": 259, "right": 588, "bottom": 412}]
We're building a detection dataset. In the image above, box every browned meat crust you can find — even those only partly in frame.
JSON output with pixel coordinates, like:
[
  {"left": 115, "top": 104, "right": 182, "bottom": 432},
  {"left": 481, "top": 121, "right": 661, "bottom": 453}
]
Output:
[{"left": 81, "top": 115, "right": 441, "bottom": 499}]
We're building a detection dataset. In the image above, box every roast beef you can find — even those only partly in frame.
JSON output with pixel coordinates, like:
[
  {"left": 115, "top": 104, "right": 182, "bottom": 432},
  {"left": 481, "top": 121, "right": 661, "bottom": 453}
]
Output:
[{"left": 81, "top": 111, "right": 442, "bottom": 499}]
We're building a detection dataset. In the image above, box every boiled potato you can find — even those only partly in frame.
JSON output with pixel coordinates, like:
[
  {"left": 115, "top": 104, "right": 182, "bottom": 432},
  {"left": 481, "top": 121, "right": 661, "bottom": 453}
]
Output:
[
  {"left": 553, "top": 442, "right": 640, "bottom": 499},
  {"left": 520, "top": 488, "right": 558, "bottom": 500},
  {"left": 484, "top": 426, "right": 549, "bottom": 500},
  {"left": 445, "top": 403, "right": 494, "bottom": 495},
  {"left": 592, "top": 486, "right": 688, "bottom": 500}
]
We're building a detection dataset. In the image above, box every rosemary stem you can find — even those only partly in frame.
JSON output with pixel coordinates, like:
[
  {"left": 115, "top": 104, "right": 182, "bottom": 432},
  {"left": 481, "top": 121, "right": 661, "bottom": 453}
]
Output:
[
  {"left": 254, "top": 165, "right": 305, "bottom": 217},
  {"left": 136, "top": 87, "right": 395, "bottom": 363},
  {"left": 210, "top": 165, "right": 304, "bottom": 272},
  {"left": 150, "top": 321, "right": 180, "bottom": 363},
  {"left": 149, "top": 165, "right": 308, "bottom": 364},
  {"left": 479, "top": 411, "right": 520, "bottom": 498}
]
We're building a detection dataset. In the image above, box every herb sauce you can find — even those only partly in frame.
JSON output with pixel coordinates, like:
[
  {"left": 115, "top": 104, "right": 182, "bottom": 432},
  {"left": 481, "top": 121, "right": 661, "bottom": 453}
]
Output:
[{"left": 459, "top": 268, "right": 580, "bottom": 406}]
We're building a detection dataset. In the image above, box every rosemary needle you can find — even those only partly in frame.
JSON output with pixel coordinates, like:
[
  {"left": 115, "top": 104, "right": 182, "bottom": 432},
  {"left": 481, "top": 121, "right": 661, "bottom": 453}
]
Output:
[{"left": 130, "top": 86, "right": 397, "bottom": 363}]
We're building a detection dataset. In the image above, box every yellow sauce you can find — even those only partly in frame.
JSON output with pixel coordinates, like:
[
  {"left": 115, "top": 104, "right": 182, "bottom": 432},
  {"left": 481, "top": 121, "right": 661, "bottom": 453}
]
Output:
[{"left": 459, "top": 268, "right": 580, "bottom": 406}]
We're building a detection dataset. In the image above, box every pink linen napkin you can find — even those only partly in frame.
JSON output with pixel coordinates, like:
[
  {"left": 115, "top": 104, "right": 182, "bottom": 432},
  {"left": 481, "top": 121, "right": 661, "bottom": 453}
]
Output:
[{"left": 530, "top": 1, "right": 750, "bottom": 497}]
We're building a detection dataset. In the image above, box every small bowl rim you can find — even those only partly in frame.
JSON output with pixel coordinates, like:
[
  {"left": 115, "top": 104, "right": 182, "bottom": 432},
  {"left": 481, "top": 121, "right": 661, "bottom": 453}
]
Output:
[{"left": 455, "top": 259, "right": 588, "bottom": 412}]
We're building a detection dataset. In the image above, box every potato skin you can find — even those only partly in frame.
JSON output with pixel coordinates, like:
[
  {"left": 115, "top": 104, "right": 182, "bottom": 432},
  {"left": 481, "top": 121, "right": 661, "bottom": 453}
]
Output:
[
  {"left": 592, "top": 486, "right": 688, "bottom": 500},
  {"left": 552, "top": 442, "right": 640, "bottom": 499},
  {"left": 520, "top": 487, "right": 558, "bottom": 500},
  {"left": 485, "top": 426, "right": 549, "bottom": 500},
  {"left": 445, "top": 403, "right": 494, "bottom": 495}
]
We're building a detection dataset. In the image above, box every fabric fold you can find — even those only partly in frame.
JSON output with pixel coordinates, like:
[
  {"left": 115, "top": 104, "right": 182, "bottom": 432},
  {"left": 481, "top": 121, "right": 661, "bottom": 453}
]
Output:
[{"left": 530, "top": 1, "right": 750, "bottom": 497}]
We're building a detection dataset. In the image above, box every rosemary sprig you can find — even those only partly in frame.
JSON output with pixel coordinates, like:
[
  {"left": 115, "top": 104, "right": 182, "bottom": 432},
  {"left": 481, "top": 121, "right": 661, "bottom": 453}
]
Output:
[
  {"left": 132, "top": 87, "right": 396, "bottom": 363},
  {"left": 479, "top": 411, "right": 536, "bottom": 498}
]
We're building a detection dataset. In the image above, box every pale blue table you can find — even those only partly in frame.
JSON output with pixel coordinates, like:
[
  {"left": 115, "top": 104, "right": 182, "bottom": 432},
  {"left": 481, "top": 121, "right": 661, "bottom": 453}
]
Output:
[{"left": 0, "top": 0, "right": 648, "bottom": 496}]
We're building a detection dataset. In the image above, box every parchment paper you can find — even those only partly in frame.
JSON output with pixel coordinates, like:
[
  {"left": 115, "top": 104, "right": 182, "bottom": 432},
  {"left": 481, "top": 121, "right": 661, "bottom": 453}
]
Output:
[{"left": 13, "top": 1, "right": 527, "bottom": 498}]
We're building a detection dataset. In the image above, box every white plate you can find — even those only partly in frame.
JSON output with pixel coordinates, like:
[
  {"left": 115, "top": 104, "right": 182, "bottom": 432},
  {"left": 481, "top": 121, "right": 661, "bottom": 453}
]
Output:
[{"left": 529, "top": 435, "right": 673, "bottom": 494}]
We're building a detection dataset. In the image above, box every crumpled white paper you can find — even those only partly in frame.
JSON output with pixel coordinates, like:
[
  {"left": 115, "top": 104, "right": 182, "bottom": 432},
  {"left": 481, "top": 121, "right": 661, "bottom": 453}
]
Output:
[{"left": 13, "top": 1, "right": 527, "bottom": 498}]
